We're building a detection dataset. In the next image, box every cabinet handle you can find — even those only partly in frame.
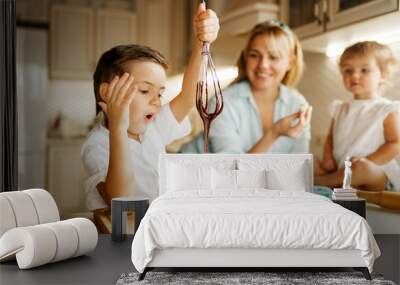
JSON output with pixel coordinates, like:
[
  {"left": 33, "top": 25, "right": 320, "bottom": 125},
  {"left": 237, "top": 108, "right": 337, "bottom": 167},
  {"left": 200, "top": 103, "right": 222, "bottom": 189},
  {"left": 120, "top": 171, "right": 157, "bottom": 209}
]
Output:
[
  {"left": 314, "top": 1, "right": 322, "bottom": 25},
  {"left": 323, "top": 0, "right": 330, "bottom": 22}
]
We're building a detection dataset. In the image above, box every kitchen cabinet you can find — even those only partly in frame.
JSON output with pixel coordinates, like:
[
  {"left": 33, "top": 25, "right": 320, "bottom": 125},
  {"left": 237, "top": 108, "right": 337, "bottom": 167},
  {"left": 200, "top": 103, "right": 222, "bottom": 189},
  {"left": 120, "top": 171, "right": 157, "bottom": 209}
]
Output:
[
  {"left": 287, "top": 0, "right": 325, "bottom": 39},
  {"left": 96, "top": 9, "right": 137, "bottom": 61},
  {"left": 137, "top": 0, "right": 171, "bottom": 62},
  {"left": 326, "top": 0, "right": 398, "bottom": 30},
  {"left": 282, "top": 0, "right": 399, "bottom": 39},
  {"left": 50, "top": 5, "right": 95, "bottom": 79},
  {"left": 136, "top": 0, "right": 189, "bottom": 74},
  {"left": 46, "top": 138, "right": 89, "bottom": 218},
  {"left": 16, "top": 0, "right": 49, "bottom": 23},
  {"left": 50, "top": 4, "right": 137, "bottom": 79}
]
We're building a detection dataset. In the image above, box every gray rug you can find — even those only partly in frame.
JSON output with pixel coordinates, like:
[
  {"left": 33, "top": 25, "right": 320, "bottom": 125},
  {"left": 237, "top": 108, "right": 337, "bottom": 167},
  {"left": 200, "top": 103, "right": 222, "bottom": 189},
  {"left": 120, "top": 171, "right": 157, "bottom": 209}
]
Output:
[{"left": 116, "top": 271, "right": 396, "bottom": 285}]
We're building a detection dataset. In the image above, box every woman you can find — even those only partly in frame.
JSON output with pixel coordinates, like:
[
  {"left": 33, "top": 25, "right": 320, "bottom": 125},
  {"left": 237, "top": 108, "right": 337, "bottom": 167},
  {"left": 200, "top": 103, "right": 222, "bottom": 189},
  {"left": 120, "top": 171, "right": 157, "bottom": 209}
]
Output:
[{"left": 182, "top": 20, "right": 312, "bottom": 154}]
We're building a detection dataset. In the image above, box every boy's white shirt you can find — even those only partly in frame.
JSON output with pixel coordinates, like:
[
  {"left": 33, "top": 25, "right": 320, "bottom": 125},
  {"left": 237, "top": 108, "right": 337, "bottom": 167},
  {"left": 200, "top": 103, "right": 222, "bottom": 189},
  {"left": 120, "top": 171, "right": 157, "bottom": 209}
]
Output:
[{"left": 81, "top": 104, "right": 191, "bottom": 210}]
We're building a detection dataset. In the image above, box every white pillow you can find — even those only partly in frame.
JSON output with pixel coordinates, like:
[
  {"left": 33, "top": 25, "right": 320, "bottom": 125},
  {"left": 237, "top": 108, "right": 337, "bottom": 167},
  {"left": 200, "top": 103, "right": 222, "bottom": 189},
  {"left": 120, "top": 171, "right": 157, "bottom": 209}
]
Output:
[
  {"left": 238, "top": 159, "right": 308, "bottom": 191},
  {"left": 211, "top": 169, "right": 268, "bottom": 190},
  {"left": 237, "top": 169, "right": 267, "bottom": 189},
  {"left": 167, "top": 162, "right": 211, "bottom": 191},
  {"left": 266, "top": 164, "right": 307, "bottom": 191},
  {"left": 211, "top": 168, "right": 236, "bottom": 190}
]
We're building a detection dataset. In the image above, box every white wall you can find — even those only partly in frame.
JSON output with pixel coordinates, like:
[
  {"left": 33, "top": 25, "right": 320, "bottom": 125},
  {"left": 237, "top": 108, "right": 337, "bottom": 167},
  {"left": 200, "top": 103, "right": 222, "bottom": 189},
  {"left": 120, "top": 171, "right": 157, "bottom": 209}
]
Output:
[
  {"left": 47, "top": 80, "right": 96, "bottom": 129},
  {"left": 297, "top": 42, "right": 400, "bottom": 158}
]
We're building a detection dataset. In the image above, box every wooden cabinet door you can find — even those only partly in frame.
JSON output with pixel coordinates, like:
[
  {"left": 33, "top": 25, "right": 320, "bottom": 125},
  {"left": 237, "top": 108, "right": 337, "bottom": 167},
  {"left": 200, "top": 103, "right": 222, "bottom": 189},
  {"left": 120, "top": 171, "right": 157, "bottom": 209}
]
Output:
[
  {"left": 47, "top": 139, "right": 87, "bottom": 216},
  {"left": 50, "top": 5, "right": 95, "bottom": 79},
  {"left": 17, "top": 0, "right": 49, "bottom": 22},
  {"left": 327, "top": 0, "right": 399, "bottom": 30},
  {"left": 137, "top": 0, "right": 172, "bottom": 63},
  {"left": 283, "top": 0, "right": 325, "bottom": 39},
  {"left": 96, "top": 9, "right": 137, "bottom": 61}
]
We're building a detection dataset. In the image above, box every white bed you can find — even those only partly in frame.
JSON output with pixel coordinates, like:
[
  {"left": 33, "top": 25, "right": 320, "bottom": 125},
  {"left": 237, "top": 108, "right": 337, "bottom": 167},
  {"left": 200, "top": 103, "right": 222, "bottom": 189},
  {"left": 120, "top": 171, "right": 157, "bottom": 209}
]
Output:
[{"left": 131, "top": 154, "right": 380, "bottom": 280}]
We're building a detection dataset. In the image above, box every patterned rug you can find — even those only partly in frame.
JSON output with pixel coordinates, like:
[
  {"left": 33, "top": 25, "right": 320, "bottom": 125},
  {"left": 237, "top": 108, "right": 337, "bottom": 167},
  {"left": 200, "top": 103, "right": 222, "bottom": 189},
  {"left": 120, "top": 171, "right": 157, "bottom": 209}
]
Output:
[{"left": 116, "top": 271, "right": 396, "bottom": 285}]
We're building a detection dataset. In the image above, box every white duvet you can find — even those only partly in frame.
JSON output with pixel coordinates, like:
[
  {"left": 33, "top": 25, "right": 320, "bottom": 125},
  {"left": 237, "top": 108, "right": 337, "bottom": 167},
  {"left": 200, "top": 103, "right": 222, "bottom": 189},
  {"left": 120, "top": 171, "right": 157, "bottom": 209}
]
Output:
[{"left": 131, "top": 190, "right": 380, "bottom": 273}]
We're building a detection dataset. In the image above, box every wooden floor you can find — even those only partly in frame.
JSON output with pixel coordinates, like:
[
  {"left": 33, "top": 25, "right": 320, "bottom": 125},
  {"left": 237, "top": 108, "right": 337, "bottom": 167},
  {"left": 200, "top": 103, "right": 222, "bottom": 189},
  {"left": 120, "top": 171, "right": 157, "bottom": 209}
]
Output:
[{"left": 0, "top": 235, "right": 398, "bottom": 285}]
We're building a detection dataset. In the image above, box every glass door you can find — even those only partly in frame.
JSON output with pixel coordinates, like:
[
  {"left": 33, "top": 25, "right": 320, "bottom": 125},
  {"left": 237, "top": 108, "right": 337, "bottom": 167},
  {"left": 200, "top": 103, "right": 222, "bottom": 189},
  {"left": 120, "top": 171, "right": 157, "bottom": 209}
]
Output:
[
  {"left": 327, "top": 0, "right": 399, "bottom": 30},
  {"left": 288, "top": 0, "right": 325, "bottom": 39}
]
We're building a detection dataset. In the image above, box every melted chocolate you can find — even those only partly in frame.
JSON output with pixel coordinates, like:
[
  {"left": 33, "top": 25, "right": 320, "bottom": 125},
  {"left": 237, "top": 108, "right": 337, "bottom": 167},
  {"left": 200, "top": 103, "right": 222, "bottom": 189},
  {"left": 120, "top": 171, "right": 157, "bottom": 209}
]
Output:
[{"left": 195, "top": 44, "right": 224, "bottom": 153}]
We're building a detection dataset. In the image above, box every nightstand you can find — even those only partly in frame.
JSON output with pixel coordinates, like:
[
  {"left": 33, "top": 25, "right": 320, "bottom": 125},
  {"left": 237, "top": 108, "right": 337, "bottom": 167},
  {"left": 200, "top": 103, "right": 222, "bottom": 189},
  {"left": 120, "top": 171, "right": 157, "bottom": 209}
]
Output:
[
  {"left": 111, "top": 195, "right": 150, "bottom": 242},
  {"left": 332, "top": 198, "right": 366, "bottom": 218}
]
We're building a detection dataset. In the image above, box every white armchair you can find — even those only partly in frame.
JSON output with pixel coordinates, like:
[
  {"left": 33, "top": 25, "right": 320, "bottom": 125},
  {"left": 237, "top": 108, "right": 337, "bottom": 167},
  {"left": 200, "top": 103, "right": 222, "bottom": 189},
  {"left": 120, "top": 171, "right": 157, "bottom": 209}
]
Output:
[{"left": 0, "top": 189, "right": 98, "bottom": 269}]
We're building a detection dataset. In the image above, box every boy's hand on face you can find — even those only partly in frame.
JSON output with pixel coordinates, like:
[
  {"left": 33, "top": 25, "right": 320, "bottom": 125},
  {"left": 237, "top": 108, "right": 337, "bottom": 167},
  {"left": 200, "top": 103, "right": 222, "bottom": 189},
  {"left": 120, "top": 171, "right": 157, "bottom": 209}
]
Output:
[
  {"left": 193, "top": 2, "right": 219, "bottom": 47},
  {"left": 98, "top": 73, "right": 137, "bottom": 134}
]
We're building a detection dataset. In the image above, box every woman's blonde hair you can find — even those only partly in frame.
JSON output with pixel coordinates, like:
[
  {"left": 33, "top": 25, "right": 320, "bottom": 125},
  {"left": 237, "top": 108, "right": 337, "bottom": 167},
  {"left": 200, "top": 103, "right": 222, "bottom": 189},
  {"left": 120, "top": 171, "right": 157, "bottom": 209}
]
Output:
[
  {"left": 339, "top": 41, "right": 397, "bottom": 82},
  {"left": 234, "top": 20, "right": 304, "bottom": 87}
]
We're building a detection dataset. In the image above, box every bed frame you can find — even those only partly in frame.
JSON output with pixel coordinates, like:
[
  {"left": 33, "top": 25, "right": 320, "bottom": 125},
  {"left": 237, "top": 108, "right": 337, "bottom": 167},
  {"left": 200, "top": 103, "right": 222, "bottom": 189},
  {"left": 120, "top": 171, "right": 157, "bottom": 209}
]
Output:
[
  {"left": 138, "top": 154, "right": 371, "bottom": 280},
  {"left": 140, "top": 248, "right": 371, "bottom": 280}
]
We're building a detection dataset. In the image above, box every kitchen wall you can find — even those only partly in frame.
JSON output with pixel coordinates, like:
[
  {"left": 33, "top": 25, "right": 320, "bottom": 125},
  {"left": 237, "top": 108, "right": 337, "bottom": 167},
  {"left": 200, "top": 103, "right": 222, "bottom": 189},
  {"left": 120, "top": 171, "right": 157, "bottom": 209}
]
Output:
[
  {"left": 299, "top": 42, "right": 400, "bottom": 158},
  {"left": 47, "top": 80, "right": 95, "bottom": 130}
]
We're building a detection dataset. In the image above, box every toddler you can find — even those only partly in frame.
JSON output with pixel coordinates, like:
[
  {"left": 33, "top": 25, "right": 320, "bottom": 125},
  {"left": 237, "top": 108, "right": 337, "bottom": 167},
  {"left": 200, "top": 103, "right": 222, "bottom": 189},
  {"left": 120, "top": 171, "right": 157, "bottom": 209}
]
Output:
[{"left": 315, "top": 41, "right": 400, "bottom": 192}]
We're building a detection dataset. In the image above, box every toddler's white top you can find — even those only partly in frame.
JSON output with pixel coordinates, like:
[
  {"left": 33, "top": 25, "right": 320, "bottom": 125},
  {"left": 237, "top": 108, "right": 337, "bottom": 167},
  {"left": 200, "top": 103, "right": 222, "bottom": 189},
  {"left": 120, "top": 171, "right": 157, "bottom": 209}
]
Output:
[
  {"left": 332, "top": 97, "right": 400, "bottom": 190},
  {"left": 81, "top": 104, "right": 191, "bottom": 210}
]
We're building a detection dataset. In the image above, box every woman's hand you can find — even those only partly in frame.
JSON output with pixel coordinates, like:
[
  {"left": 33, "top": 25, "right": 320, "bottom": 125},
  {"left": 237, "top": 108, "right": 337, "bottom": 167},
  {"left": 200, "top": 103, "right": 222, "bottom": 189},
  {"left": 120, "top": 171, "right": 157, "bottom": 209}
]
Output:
[
  {"left": 98, "top": 73, "right": 137, "bottom": 134},
  {"left": 193, "top": 2, "right": 219, "bottom": 47},
  {"left": 271, "top": 107, "right": 312, "bottom": 139}
]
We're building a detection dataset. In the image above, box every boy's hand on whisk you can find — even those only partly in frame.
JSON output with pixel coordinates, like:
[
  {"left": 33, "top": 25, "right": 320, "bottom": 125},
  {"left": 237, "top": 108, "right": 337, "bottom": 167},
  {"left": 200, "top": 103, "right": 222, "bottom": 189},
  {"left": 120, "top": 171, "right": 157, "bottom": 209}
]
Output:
[
  {"left": 193, "top": 2, "right": 219, "bottom": 47},
  {"left": 98, "top": 73, "right": 137, "bottom": 134}
]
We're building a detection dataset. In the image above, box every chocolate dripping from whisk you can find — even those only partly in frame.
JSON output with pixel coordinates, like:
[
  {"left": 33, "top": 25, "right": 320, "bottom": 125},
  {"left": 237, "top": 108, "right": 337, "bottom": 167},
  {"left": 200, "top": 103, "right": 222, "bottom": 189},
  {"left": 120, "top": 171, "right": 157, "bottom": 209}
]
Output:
[
  {"left": 195, "top": 54, "right": 224, "bottom": 153},
  {"left": 195, "top": 0, "right": 223, "bottom": 153}
]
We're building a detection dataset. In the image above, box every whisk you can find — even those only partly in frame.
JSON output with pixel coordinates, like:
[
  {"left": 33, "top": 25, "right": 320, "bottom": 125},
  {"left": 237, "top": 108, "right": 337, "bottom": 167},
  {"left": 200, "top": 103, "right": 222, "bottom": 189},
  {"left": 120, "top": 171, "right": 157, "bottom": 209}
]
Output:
[{"left": 195, "top": 0, "right": 224, "bottom": 153}]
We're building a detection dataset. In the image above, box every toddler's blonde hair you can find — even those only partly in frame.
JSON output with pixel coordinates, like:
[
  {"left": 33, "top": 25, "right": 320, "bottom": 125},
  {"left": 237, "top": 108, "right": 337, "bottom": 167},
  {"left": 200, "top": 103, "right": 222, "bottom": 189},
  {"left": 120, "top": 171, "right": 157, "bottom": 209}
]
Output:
[{"left": 339, "top": 41, "right": 397, "bottom": 89}]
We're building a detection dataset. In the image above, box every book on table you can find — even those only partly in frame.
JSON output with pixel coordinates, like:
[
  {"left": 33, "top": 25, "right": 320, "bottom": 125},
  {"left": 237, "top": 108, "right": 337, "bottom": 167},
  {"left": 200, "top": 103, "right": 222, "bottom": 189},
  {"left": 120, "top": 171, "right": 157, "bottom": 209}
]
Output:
[
  {"left": 332, "top": 195, "right": 358, "bottom": 200},
  {"left": 333, "top": 188, "right": 357, "bottom": 193},
  {"left": 332, "top": 188, "right": 358, "bottom": 200},
  {"left": 333, "top": 193, "right": 356, "bottom": 197}
]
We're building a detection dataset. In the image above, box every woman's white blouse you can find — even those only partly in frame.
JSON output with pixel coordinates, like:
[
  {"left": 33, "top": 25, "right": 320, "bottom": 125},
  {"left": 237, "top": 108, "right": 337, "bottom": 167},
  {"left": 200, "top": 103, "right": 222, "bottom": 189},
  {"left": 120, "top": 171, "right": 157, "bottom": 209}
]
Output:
[
  {"left": 183, "top": 81, "right": 311, "bottom": 154},
  {"left": 81, "top": 104, "right": 191, "bottom": 210}
]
